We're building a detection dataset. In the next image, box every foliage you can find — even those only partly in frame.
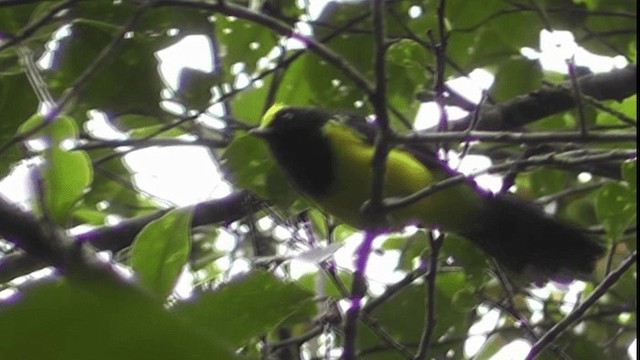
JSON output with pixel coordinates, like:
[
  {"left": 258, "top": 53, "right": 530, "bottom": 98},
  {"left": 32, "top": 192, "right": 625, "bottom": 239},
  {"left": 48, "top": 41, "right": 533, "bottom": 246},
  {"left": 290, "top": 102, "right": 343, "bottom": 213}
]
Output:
[{"left": 0, "top": 1, "right": 636, "bottom": 359}]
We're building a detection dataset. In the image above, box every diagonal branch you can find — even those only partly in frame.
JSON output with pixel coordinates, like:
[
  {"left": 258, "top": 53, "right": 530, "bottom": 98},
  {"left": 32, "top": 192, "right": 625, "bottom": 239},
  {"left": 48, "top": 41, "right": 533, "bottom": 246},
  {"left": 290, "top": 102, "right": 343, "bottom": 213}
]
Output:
[
  {"left": 0, "top": 191, "right": 257, "bottom": 283},
  {"left": 525, "top": 251, "right": 638, "bottom": 359},
  {"left": 448, "top": 64, "right": 636, "bottom": 131}
]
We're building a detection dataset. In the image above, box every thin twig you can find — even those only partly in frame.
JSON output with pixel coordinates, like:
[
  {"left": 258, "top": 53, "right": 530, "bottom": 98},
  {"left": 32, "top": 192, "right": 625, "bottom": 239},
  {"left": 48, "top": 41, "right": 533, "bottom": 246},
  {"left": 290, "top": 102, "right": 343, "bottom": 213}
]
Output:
[
  {"left": 526, "top": 251, "right": 637, "bottom": 359},
  {"left": 366, "top": 0, "right": 392, "bottom": 227},
  {"left": 154, "top": 0, "right": 375, "bottom": 96},
  {"left": 413, "top": 232, "right": 442, "bottom": 360},
  {"left": 566, "top": 57, "right": 588, "bottom": 137},
  {"left": 0, "top": 0, "right": 77, "bottom": 53},
  {"left": 0, "top": 0, "right": 155, "bottom": 157},
  {"left": 395, "top": 130, "right": 637, "bottom": 144},
  {"left": 363, "top": 264, "right": 428, "bottom": 314},
  {"left": 384, "top": 149, "right": 635, "bottom": 213},
  {"left": 343, "top": 231, "right": 377, "bottom": 360}
]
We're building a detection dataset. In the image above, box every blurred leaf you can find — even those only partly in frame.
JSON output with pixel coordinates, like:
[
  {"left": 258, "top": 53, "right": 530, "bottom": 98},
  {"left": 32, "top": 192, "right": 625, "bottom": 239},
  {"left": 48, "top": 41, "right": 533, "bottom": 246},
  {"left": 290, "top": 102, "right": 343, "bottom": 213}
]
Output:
[
  {"left": 441, "top": 233, "right": 490, "bottom": 286},
  {"left": 294, "top": 243, "right": 343, "bottom": 264},
  {"left": 69, "top": 0, "right": 135, "bottom": 28},
  {"left": 43, "top": 140, "right": 93, "bottom": 224},
  {"left": 229, "top": 73, "right": 273, "bottom": 123},
  {"left": 175, "top": 67, "right": 218, "bottom": 109},
  {"left": 265, "top": 162, "right": 300, "bottom": 208},
  {"left": 596, "top": 95, "right": 636, "bottom": 126},
  {"left": 608, "top": 261, "right": 637, "bottom": 302},
  {"left": 0, "top": 279, "right": 235, "bottom": 360},
  {"left": 382, "top": 230, "right": 427, "bottom": 271},
  {"left": 307, "top": 208, "right": 329, "bottom": 239},
  {"left": 214, "top": 15, "right": 277, "bottom": 79},
  {"left": 113, "top": 114, "right": 164, "bottom": 131},
  {"left": 333, "top": 224, "right": 358, "bottom": 243},
  {"left": 277, "top": 49, "right": 368, "bottom": 110},
  {"left": 596, "top": 181, "right": 636, "bottom": 240},
  {"left": 44, "top": 22, "right": 165, "bottom": 119},
  {"left": 296, "top": 270, "right": 351, "bottom": 299},
  {"left": 0, "top": 3, "right": 39, "bottom": 33},
  {"left": 20, "top": 115, "right": 93, "bottom": 224},
  {"left": 386, "top": 39, "right": 431, "bottom": 119},
  {"left": 222, "top": 133, "right": 273, "bottom": 196},
  {"left": 621, "top": 159, "right": 636, "bottom": 193},
  {"left": 529, "top": 168, "right": 569, "bottom": 198},
  {"left": 174, "top": 271, "right": 313, "bottom": 347},
  {"left": 473, "top": 333, "right": 512, "bottom": 360},
  {"left": 564, "top": 334, "right": 607, "bottom": 360},
  {"left": 0, "top": 73, "right": 38, "bottom": 175},
  {"left": 560, "top": 196, "right": 599, "bottom": 227},
  {"left": 314, "top": 0, "right": 373, "bottom": 78},
  {"left": 447, "top": 0, "right": 537, "bottom": 69},
  {"left": 579, "top": 1, "right": 637, "bottom": 55},
  {"left": 128, "top": 124, "right": 186, "bottom": 139},
  {"left": 83, "top": 149, "right": 151, "bottom": 220},
  {"left": 491, "top": 58, "right": 542, "bottom": 102},
  {"left": 130, "top": 208, "right": 192, "bottom": 297},
  {"left": 360, "top": 271, "right": 472, "bottom": 356}
]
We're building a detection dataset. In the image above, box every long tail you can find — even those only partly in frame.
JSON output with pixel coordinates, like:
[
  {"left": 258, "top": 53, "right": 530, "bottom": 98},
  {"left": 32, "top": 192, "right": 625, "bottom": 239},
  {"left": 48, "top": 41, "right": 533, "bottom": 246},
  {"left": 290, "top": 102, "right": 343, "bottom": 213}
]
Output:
[{"left": 461, "top": 194, "right": 605, "bottom": 280}]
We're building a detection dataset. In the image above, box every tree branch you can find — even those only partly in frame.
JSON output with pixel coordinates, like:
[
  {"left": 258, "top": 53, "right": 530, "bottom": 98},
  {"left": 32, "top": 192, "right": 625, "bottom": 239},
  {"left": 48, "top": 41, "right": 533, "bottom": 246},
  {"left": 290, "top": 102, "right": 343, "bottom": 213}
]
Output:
[
  {"left": 0, "top": 191, "right": 256, "bottom": 283},
  {"left": 448, "top": 64, "right": 636, "bottom": 131}
]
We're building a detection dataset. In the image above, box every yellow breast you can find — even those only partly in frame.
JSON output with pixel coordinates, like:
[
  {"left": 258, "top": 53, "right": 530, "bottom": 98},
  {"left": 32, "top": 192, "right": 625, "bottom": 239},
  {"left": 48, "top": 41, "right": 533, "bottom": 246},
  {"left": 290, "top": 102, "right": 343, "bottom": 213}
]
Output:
[{"left": 312, "top": 121, "right": 483, "bottom": 231}]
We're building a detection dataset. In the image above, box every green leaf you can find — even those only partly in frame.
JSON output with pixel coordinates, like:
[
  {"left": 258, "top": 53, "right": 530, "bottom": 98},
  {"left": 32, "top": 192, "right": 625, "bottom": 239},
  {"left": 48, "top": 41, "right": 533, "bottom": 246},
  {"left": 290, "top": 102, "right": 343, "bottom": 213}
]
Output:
[
  {"left": 223, "top": 133, "right": 300, "bottom": 208},
  {"left": 296, "top": 269, "right": 352, "bottom": 298},
  {"left": 128, "top": 124, "right": 186, "bottom": 139},
  {"left": 529, "top": 168, "right": 569, "bottom": 198},
  {"left": 360, "top": 271, "right": 472, "bottom": 353},
  {"left": 44, "top": 142, "right": 93, "bottom": 224},
  {"left": 386, "top": 39, "right": 431, "bottom": 119},
  {"left": 307, "top": 208, "right": 329, "bottom": 239},
  {"left": 446, "top": 0, "right": 538, "bottom": 69},
  {"left": 130, "top": 209, "right": 192, "bottom": 297},
  {"left": 275, "top": 53, "right": 316, "bottom": 106},
  {"left": 382, "top": 230, "right": 428, "bottom": 271},
  {"left": 229, "top": 74, "right": 273, "bottom": 124},
  {"left": 83, "top": 148, "right": 152, "bottom": 219},
  {"left": 441, "top": 233, "right": 490, "bottom": 286},
  {"left": 174, "top": 271, "right": 314, "bottom": 347},
  {"left": 473, "top": 333, "right": 511, "bottom": 360},
  {"left": 596, "top": 182, "right": 636, "bottom": 240},
  {"left": 491, "top": 58, "right": 542, "bottom": 102},
  {"left": 222, "top": 133, "right": 273, "bottom": 196},
  {"left": 20, "top": 115, "right": 93, "bottom": 224},
  {"left": 564, "top": 334, "right": 607, "bottom": 360},
  {"left": 596, "top": 96, "right": 636, "bottom": 126},
  {"left": 0, "top": 279, "right": 235, "bottom": 360},
  {"left": 621, "top": 159, "right": 636, "bottom": 193},
  {"left": 0, "top": 3, "right": 38, "bottom": 33},
  {"left": 314, "top": 0, "right": 374, "bottom": 77},
  {"left": 579, "top": 1, "right": 637, "bottom": 55},
  {"left": 44, "top": 21, "right": 165, "bottom": 119},
  {"left": 175, "top": 67, "right": 219, "bottom": 109},
  {"left": 214, "top": 15, "right": 277, "bottom": 79}
]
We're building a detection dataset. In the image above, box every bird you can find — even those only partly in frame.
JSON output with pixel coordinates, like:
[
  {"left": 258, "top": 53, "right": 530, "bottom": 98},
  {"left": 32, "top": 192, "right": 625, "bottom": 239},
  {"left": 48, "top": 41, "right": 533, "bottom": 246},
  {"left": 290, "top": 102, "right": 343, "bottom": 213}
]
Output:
[{"left": 249, "top": 104, "right": 604, "bottom": 281}]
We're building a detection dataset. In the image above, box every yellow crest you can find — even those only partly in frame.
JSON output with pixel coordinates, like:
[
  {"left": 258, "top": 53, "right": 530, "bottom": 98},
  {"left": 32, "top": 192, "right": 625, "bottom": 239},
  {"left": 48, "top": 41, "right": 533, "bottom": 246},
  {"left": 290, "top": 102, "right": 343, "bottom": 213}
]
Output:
[{"left": 259, "top": 103, "right": 287, "bottom": 128}]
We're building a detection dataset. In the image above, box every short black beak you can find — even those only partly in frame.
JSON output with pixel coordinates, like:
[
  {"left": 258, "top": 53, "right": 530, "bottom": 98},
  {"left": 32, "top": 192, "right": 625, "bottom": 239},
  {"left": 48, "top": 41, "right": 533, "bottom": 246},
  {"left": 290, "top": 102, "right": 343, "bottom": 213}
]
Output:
[{"left": 249, "top": 127, "right": 273, "bottom": 138}]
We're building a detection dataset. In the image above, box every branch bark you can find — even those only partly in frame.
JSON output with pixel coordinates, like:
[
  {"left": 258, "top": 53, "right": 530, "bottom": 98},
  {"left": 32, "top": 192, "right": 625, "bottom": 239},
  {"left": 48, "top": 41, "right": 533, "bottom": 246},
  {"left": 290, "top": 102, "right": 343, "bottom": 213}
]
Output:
[
  {"left": 0, "top": 191, "right": 257, "bottom": 283},
  {"left": 449, "top": 64, "right": 637, "bottom": 131}
]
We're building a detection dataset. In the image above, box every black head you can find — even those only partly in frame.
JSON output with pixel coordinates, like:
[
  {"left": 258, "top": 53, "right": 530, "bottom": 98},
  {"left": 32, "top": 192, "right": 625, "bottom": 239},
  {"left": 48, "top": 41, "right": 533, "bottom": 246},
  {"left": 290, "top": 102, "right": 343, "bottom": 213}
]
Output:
[
  {"left": 251, "top": 106, "right": 335, "bottom": 197},
  {"left": 255, "top": 107, "right": 331, "bottom": 140}
]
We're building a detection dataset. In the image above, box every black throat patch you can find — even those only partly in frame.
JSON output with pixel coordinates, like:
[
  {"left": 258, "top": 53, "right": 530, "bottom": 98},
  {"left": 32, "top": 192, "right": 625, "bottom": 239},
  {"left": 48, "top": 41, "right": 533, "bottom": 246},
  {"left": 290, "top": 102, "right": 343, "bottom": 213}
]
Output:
[{"left": 264, "top": 108, "right": 335, "bottom": 197}]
